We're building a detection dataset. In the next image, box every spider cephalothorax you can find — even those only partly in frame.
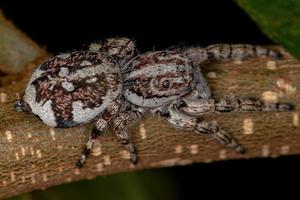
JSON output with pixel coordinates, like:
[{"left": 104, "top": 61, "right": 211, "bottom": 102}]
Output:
[
  {"left": 16, "top": 39, "right": 294, "bottom": 168},
  {"left": 123, "top": 51, "right": 194, "bottom": 107}
]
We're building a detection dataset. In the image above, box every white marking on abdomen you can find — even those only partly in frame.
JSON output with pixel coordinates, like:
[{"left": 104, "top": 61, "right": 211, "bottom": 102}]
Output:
[{"left": 61, "top": 81, "right": 75, "bottom": 91}]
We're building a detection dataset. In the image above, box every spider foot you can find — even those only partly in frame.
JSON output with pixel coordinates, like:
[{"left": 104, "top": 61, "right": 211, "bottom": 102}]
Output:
[
  {"left": 128, "top": 143, "right": 138, "bottom": 164},
  {"left": 76, "top": 147, "right": 91, "bottom": 168}
]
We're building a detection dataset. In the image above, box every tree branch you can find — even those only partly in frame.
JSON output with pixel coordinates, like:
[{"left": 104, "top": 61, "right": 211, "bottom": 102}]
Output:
[
  {"left": 0, "top": 11, "right": 47, "bottom": 75},
  {"left": 0, "top": 47, "right": 299, "bottom": 198}
]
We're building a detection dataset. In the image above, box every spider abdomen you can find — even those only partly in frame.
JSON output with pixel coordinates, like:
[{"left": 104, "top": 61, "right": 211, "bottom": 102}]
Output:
[{"left": 21, "top": 51, "right": 122, "bottom": 127}]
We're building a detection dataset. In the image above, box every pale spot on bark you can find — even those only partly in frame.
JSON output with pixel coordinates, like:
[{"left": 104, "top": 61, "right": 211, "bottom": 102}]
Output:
[
  {"left": 31, "top": 174, "right": 36, "bottom": 184},
  {"left": 120, "top": 150, "right": 130, "bottom": 159},
  {"left": 175, "top": 145, "right": 183, "bottom": 154},
  {"left": 96, "top": 163, "right": 104, "bottom": 172},
  {"left": 91, "top": 143, "right": 102, "bottom": 157},
  {"left": 234, "top": 60, "right": 243, "bottom": 64},
  {"left": 187, "top": 144, "right": 198, "bottom": 155},
  {"left": 228, "top": 84, "right": 239, "bottom": 90},
  {"left": 59, "top": 167, "right": 63, "bottom": 173},
  {"left": 276, "top": 78, "right": 296, "bottom": 95},
  {"left": 103, "top": 155, "right": 111, "bottom": 166},
  {"left": 293, "top": 112, "right": 299, "bottom": 127},
  {"left": 11, "top": 172, "right": 15, "bottom": 182},
  {"left": 2, "top": 180, "right": 7, "bottom": 186},
  {"left": 15, "top": 152, "right": 19, "bottom": 161},
  {"left": 57, "top": 145, "right": 63, "bottom": 150},
  {"left": 28, "top": 133, "right": 32, "bottom": 139},
  {"left": 243, "top": 118, "right": 254, "bottom": 135},
  {"left": 266, "top": 60, "right": 277, "bottom": 70},
  {"left": 207, "top": 72, "right": 217, "bottom": 79},
  {"left": 139, "top": 123, "right": 147, "bottom": 139},
  {"left": 262, "top": 91, "right": 278, "bottom": 103},
  {"left": 36, "top": 149, "right": 42, "bottom": 158},
  {"left": 204, "top": 159, "right": 212, "bottom": 163},
  {"left": 0, "top": 92, "right": 7, "bottom": 103},
  {"left": 42, "top": 174, "right": 48, "bottom": 182},
  {"left": 129, "top": 163, "right": 136, "bottom": 169},
  {"left": 21, "top": 176, "right": 26, "bottom": 183},
  {"left": 49, "top": 128, "right": 56, "bottom": 141},
  {"left": 280, "top": 145, "right": 290, "bottom": 155},
  {"left": 30, "top": 147, "right": 34, "bottom": 156},
  {"left": 65, "top": 177, "right": 72, "bottom": 182},
  {"left": 219, "top": 149, "right": 227, "bottom": 159},
  {"left": 262, "top": 145, "right": 270, "bottom": 157},
  {"left": 154, "top": 158, "right": 181, "bottom": 167},
  {"left": 5, "top": 130, "right": 12, "bottom": 142},
  {"left": 74, "top": 168, "right": 80, "bottom": 175},
  {"left": 21, "top": 146, "right": 26, "bottom": 156}
]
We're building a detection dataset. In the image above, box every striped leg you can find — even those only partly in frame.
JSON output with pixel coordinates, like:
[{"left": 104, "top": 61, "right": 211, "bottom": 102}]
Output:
[
  {"left": 155, "top": 104, "right": 245, "bottom": 153},
  {"left": 206, "top": 44, "right": 282, "bottom": 60},
  {"left": 76, "top": 99, "right": 122, "bottom": 168},
  {"left": 179, "top": 97, "right": 294, "bottom": 116},
  {"left": 186, "top": 44, "right": 282, "bottom": 65},
  {"left": 195, "top": 120, "right": 245, "bottom": 153},
  {"left": 111, "top": 107, "right": 144, "bottom": 164}
]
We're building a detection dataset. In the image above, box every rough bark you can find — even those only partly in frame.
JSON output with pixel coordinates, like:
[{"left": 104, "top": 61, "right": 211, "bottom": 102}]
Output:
[{"left": 0, "top": 45, "right": 299, "bottom": 199}]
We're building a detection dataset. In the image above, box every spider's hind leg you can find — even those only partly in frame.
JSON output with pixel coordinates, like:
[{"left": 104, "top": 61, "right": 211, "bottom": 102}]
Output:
[
  {"left": 155, "top": 103, "right": 245, "bottom": 154},
  {"left": 76, "top": 99, "right": 123, "bottom": 168},
  {"left": 111, "top": 107, "right": 145, "bottom": 164}
]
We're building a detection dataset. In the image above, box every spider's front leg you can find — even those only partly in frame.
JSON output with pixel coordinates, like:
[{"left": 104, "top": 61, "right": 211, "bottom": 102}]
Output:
[
  {"left": 76, "top": 98, "right": 123, "bottom": 168},
  {"left": 89, "top": 37, "right": 136, "bottom": 64},
  {"left": 186, "top": 44, "right": 282, "bottom": 65},
  {"left": 154, "top": 103, "right": 245, "bottom": 153},
  {"left": 111, "top": 106, "right": 145, "bottom": 164},
  {"left": 179, "top": 96, "right": 294, "bottom": 116},
  {"left": 158, "top": 96, "right": 294, "bottom": 154}
]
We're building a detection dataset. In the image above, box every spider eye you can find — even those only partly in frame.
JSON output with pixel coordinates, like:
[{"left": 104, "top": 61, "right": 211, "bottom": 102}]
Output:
[{"left": 162, "top": 80, "right": 171, "bottom": 88}]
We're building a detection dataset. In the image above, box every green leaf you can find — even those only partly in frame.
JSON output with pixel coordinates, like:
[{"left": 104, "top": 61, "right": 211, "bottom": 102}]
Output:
[
  {"left": 8, "top": 169, "right": 179, "bottom": 200},
  {"left": 236, "top": 0, "right": 300, "bottom": 60}
]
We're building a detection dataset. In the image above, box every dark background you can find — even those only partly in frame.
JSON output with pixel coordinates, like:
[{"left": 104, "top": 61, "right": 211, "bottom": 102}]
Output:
[
  {"left": 1, "top": 0, "right": 299, "bottom": 199},
  {"left": 1, "top": 0, "right": 273, "bottom": 53}
]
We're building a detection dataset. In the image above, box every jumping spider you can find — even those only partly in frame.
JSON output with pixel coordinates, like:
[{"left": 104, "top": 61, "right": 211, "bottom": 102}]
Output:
[{"left": 15, "top": 37, "right": 294, "bottom": 168}]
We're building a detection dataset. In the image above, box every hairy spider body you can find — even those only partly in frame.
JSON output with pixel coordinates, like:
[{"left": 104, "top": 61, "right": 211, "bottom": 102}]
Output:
[
  {"left": 123, "top": 51, "right": 194, "bottom": 107},
  {"left": 17, "top": 51, "right": 122, "bottom": 128},
  {"left": 15, "top": 39, "right": 294, "bottom": 168}
]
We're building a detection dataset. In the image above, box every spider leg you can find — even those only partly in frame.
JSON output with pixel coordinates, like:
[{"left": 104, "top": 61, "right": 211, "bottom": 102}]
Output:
[
  {"left": 89, "top": 42, "right": 102, "bottom": 51},
  {"left": 186, "top": 44, "right": 282, "bottom": 65},
  {"left": 191, "top": 64, "right": 212, "bottom": 99},
  {"left": 156, "top": 103, "right": 245, "bottom": 153},
  {"left": 155, "top": 103, "right": 245, "bottom": 153},
  {"left": 76, "top": 98, "right": 123, "bottom": 168},
  {"left": 178, "top": 96, "right": 294, "bottom": 116},
  {"left": 111, "top": 107, "right": 144, "bottom": 164}
]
